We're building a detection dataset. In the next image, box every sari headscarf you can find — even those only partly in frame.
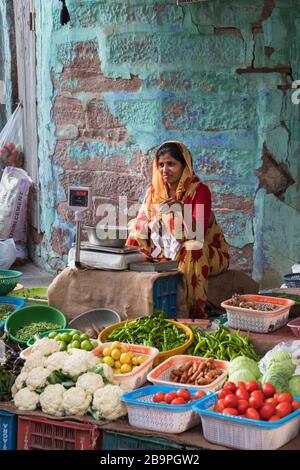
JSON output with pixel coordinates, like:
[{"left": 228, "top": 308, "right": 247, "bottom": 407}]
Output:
[{"left": 151, "top": 141, "right": 202, "bottom": 205}]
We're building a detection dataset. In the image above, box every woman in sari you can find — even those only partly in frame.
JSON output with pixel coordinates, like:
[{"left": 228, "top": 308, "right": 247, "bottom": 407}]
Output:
[{"left": 127, "top": 141, "right": 229, "bottom": 318}]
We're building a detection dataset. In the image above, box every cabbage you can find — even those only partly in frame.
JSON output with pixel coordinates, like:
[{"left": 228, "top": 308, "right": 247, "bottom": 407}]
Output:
[
  {"left": 289, "top": 376, "right": 300, "bottom": 397},
  {"left": 229, "top": 356, "right": 260, "bottom": 379},
  {"left": 266, "top": 351, "right": 293, "bottom": 368},
  {"left": 228, "top": 370, "right": 257, "bottom": 384},
  {"left": 262, "top": 369, "right": 289, "bottom": 393}
]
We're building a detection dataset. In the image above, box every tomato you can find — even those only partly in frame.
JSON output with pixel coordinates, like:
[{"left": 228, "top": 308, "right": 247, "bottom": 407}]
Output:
[
  {"left": 238, "top": 414, "right": 246, "bottom": 418},
  {"left": 237, "top": 399, "right": 249, "bottom": 415},
  {"left": 153, "top": 392, "right": 165, "bottom": 402},
  {"left": 223, "top": 381, "right": 237, "bottom": 393},
  {"left": 236, "top": 382, "right": 247, "bottom": 391},
  {"left": 176, "top": 388, "right": 191, "bottom": 401},
  {"left": 222, "top": 408, "right": 238, "bottom": 416},
  {"left": 262, "top": 382, "right": 276, "bottom": 398},
  {"left": 246, "top": 381, "right": 260, "bottom": 394},
  {"left": 194, "top": 390, "right": 206, "bottom": 400},
  {"left": 265, "top": 397, "right": 278, "bottom": 406},
  {"left": 164, "top": 392, "right": 178, "bottom": 404},
  {"left": 276, "top": 402, "right": 293, "bottom": 418},
  {"left": 250, "top": 390, "right": 264, "bottom": 401},
  {"left": 277, "top": 393, "right": 293, "bottom": 403},
  {"left": 245, "top": 408, "right": 260, "bottom": 420},
  {"left": 249, "top": 395, "right": 264, "bottom": 410},
  {"left": 269, "top": 415, "right": 280, "bottom": 422},
  {"left": 214, "top": 399, "right": 225, "bottom": 413},
  {"left": 292, "top": 400, "right": 300, "bottom": 411},
  {"left": 259, "top": 403, "right": 276, "bottom": 421},
  {"left": 274, "top": 393, "right": 280, "bottom": 401},
  {"left": 218, "top": 388, "right": 232, "bottom": 399},
  {"left": 236, "top": 388, "right": 249, "bottom": 401},
  {"left": 224, "top": 394, "right": 239, "bottom": 409},
  {"left": 171, "top": 397, "right": 186, "bottom": 405}
]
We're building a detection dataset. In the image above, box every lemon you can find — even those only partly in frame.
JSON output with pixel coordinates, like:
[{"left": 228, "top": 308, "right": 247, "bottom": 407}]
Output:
[
  {"left": 103, "top": 356, "right": 114, "bottom": 367},
  {"left": 120, "top": 364, "right": 132, "bottom": 373},
  {"left": 111, "top": 349, "right": 121, "bottom": 360},
  {"left": 131, "top": 357, "right": 139, "bottom": 366},
  {"left": 99, "top": 357, "right": 104, "bottom": 363},
  {"left": 120, "top": 344, "right": 128, "bottom": 353},
  {"left": 103, "top": 347, "right": 112, "bottom": 357},
  {"left": 114, "top": 368, "right": 122, "bottom": 374},
  {"left": 114, "top": 360, "right": 121, "bottom": 369},
  {"left": 111, "top": 341, "right": 122, "bottom": 350},
  {"left": 120, "top": 352, "right": 131, "bottom": 364},
  {"left": 132, "top": 366, "right": 139, "bottom": 371},
  {"left": 137, "top": 356, "right": 147, "bottom": 365}
]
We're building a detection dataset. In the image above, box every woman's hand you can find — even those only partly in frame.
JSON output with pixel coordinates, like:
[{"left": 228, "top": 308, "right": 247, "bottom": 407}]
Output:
[{"left": 159, "top": 198, "right": 184, "bottom": 215}]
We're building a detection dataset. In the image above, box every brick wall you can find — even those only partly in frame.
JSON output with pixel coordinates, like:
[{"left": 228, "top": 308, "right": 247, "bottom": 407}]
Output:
[{"left": 33, "top": 0, "right": 300, "bottom": 286}]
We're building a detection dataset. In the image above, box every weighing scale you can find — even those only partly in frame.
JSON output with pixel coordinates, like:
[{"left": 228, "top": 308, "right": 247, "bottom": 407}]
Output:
[
  {"left": 68, "top": 186, "right": 91, "bottom": 267},
  {"left": 68, "top": 185, "right": 145, "bottom": 270}
]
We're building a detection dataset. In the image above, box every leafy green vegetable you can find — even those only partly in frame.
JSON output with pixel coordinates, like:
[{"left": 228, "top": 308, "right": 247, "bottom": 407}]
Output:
[
  {"left": 229, "top": 370, "right": 258, "bottom": 384},
  {"left": 262, "top": 368, "right": 290, "bottom": 393},
  {"left": 266, "top": 351, "right": 296, "bottom": 379},
  {"left": 0, "top": 304, "right": 14, "bottom": 322},
  {"left": 289, "top": 375, "right": 300, "bottom": 396},
  {"left": 0, "top": 366, "right": 16, "bottom": 401},
  {"left": 229, "top": 356, "right": 261, "bottom": 379}
]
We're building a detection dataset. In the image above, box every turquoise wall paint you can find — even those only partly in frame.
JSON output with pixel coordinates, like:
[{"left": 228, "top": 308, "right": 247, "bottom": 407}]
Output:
[{"left": 34, "top": 0, "right": 300, "bottom": 287}]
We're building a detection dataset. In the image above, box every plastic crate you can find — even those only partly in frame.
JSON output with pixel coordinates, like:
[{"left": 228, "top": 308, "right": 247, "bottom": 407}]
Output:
[
  {"left": 17, "top": 416, "right": 101, "bottom": 450},
  {"left": 122, "top": 385, "right": 210, "bottom": 434},
  {"left": 0, "top": 296, "right": 25, "bottom": 328},
  {"left": 0, "top": 410, "right": 17, "bottom": 450},
  {"left": 283, "top": 273, "right": 300, "bottom": 288},
  {"left": 195, "top": 394, "right": 300, "bottom": 450},
  {"left": 102, "top": 431, "right": 200, "bottom": 450},
  {"left": 153, "top": 274, "right": 179, "bottom": 319}
]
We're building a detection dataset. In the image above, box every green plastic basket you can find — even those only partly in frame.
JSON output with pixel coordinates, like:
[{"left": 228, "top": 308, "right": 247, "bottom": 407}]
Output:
[{"left": 0, "top": 270, "right": 22, "bottom": 296}]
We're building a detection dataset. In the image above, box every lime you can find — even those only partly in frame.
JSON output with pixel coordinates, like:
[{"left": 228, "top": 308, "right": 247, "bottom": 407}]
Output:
[
  {"left": 48, "top": 331, "right": 58, "bottom": 339},
  {"left": 80, "top": 340, "right": 93, "bottom": 351},
  {"left": 57, "top": 341, "right": 67, "bottom": 351},
  {"left": 55, "top": 334, "right": 62, "bottom": 341},
  {"left": 69, "top": 330, "right": 81, "bottom": 336},
  {"left": 80, "top": 333, "right": 89, "bottom": 341},
  {"left": 61, "top": 333, "right": 72, "bottom": 343},
  {"left": 70, "top": 340, "right": 81, "bottom": 349},
  {"left": 91, "top": 341, "right": 98, "bottom": 349},
  {"left": 67, "top": 343, "right": 74, "bottom": 350},
  {"left": 71, "top": 333, "right": 81, "bottom": 341}
]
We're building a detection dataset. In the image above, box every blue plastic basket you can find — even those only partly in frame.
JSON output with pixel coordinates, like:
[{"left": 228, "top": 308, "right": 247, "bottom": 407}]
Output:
[
  {"left": 0, "top": 411, "right": 17, "bottom": 450},
  {"left": 102, "top": 431, "right": 200, "bottom": 450},
  {"left": 0, "top": 296, "right": 25, "bottom": 328},
  {"left": 153, "top": 274, "right": 179, "bottom": 319},
  {"left": 194, "top": 393, "right": 300, "bottom": 450}
]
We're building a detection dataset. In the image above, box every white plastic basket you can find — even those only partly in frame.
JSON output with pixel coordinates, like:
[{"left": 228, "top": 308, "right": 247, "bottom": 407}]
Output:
[
  {"left": 147, "top": 355, "right": 229, "bottom": 392},
  {"left": 122, "top": 385, "right": 209, "bottom": 434},
  {"left": 195, "top": 394, "right": 300, "bottom": 450},
  {"left": 221, "top": 295, "right": 295, "bottom": 333},
  {"left": 93, "top": 342, "right": 159, "bottom": 392}
]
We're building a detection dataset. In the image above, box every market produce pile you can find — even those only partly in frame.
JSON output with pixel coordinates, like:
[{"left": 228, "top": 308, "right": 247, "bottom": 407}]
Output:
[
  {"left": 46, "top": 329, "right": 98, "bottom": 352},
  {"left": 14, "top": 322, "right": 62, "bottom": 342},
  {"left": 188, "top": 324, "right": 259, "bottom": 361},
  {"left": 10, "top": 337, "right": 127, "bottom": 420},
  {"left": 170, "top": 358, "right": 224, "bottom": 386},
  {"left": 228, "top": 293, "right": 278, "bottom": 311},
  {"left": 99, "top": 341, "right": 147, "bottom": 375},
  {"left": 107, "top": 311, "right": 188, "bottom": 352},
  {"left": 0, "top": 304, "right": 15, "bottom": 323}
]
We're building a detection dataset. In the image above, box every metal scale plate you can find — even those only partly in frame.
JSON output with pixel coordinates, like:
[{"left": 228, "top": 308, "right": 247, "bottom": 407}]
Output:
[{"left": 80, "top": 242, "right": 139, "bottom": 254}]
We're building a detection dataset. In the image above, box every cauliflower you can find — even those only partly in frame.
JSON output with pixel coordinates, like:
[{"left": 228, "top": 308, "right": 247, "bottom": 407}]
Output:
[
  {"left": 44, "top": 352, "right": 69, "bottom": 371},
  {"left": 62, "top": 350, "right": 98, "bottom": 378},
  {"left": 92, "top": 385, "right": 127, "bottom": 420},
  {"left": 92, "top": 363, "right": 114, "bottom": 383},
  {"left": 76, "top": 372, "right": 104, "bottom": 395},
  {"left": 26, "top": 367, "right": 51, "bottom": 391},
  {"left": 23, "top": 351, "right": 45, "bottom": 372},
  {"left": 62, "top": 386, "right": 92, "bottom": 416},
  {"left": 14, "top": 387, "right": 39, "bottom": 411},
  {"left": 11, "top": 371, "right": 28, "bottom": 397},
  {"left": 39, "top": 384, "right": 65, "bottom": 416},
  {"left": 31, "top": 337, "right": 60, "bottom": 356}
]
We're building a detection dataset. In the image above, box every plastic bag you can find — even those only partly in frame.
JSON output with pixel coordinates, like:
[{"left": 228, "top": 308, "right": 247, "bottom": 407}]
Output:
[
  {"left": 0, "top": 238, "right": 16, "bottom": 269},
  {"left": 259, "top": 340, "right": 300, "bottom": 375},
  {"left": 0, "top": 104, "right": 24, "bottom": 171},
  {"left": 0, "top": 167, "right": 32, "bottom": 252}
]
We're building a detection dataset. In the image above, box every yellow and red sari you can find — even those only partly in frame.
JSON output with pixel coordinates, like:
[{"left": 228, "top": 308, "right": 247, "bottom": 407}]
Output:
[{"left": 127, "top": 141, "right": 229, "bottom": 318}]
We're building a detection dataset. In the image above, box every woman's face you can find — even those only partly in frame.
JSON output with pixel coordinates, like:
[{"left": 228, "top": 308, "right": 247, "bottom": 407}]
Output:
[{"left": 157, "top": 153, "right": 185, "bottom": 186}]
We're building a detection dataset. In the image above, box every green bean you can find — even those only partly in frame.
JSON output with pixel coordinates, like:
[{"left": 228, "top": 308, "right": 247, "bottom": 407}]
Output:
[{"left": 14, "top": 322, "right": 62, "bottom": 342}]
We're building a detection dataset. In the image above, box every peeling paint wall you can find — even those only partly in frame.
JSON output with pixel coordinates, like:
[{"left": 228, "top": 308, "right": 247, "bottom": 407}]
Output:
[{"left": 33, "top": 0, "right": 300, "bottom": 287}]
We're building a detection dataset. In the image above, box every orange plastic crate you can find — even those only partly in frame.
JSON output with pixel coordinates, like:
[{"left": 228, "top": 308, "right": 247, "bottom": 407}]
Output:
[{"left": 17, "top": 416, "right": 101, "bottom": 451}]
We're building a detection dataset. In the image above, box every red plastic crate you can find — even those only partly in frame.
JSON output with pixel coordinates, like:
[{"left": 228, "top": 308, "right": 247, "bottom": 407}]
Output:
[{"left": 17, "top": 416, "right": 101, "bottom": 450}]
